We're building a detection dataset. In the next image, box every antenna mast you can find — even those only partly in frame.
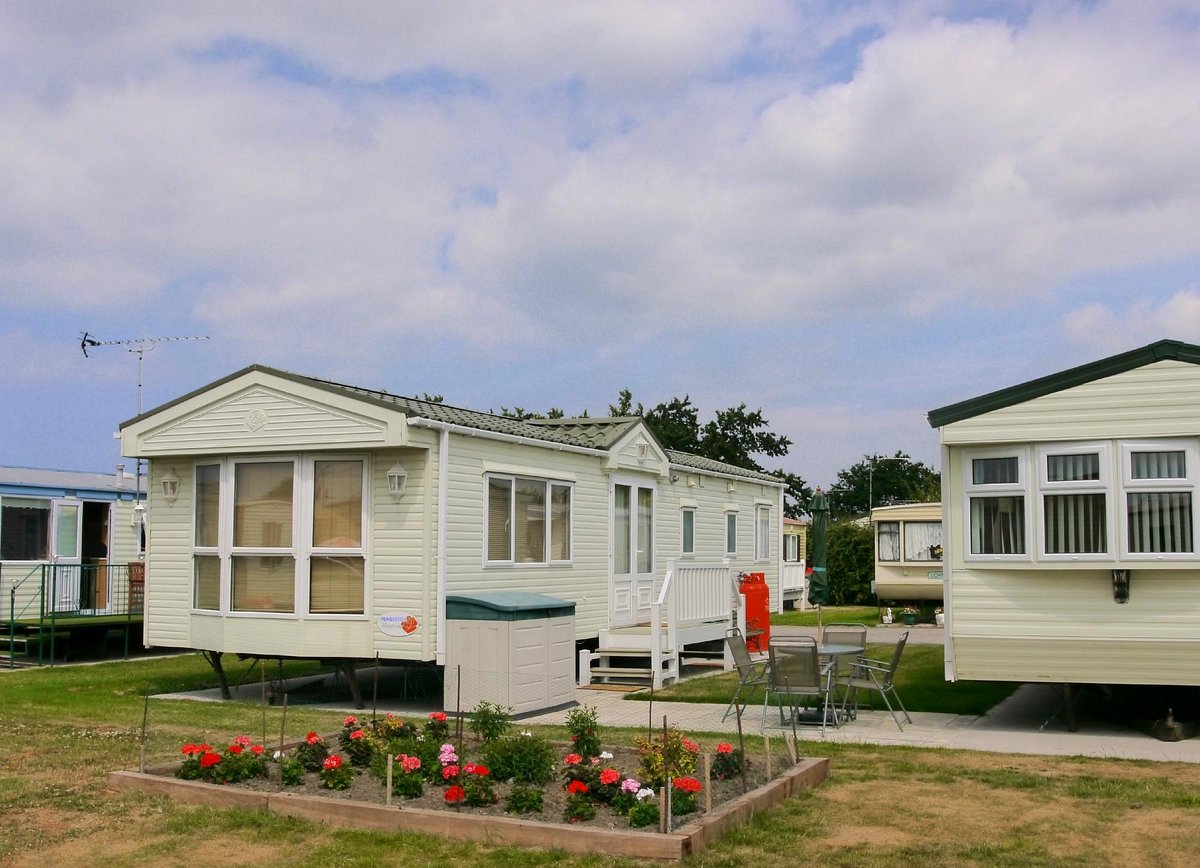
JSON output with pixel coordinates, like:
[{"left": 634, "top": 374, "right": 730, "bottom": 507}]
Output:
[{"left": 80, "top": 332, "right": 210, "bottom": 524}]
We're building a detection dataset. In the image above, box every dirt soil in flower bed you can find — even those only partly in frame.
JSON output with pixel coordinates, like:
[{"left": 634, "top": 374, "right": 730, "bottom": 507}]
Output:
[{"left": 177, "top": 737, "right": 785, "bottom": 832}]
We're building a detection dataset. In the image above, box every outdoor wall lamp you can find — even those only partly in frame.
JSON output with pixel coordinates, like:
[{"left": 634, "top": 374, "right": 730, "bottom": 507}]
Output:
[
  {"left": 161, "top": 467, "right": 180, "bottom": 506},
  {"left": 1112, "top": 569, "right": 1130, "bottom": 604},
  {"left": 387, "top": 461, "right": 408, "bottom": 501}
]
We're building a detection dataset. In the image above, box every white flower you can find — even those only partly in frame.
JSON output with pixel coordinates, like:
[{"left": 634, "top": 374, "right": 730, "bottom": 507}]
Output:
[
  {"left": 272, "top": 750, "right": 283, "bottom": 760},
  {"left": 636, "top": 787, "right": 656, "bottom": 801},
  {"left": 521, "top": 730, "right": 532, "bottom": 737},
  {"left": 599, "top": 751, "right": 613, "bottom": 760}
]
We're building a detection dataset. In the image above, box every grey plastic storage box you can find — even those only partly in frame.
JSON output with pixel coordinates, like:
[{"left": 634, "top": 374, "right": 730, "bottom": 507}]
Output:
[{"left": 443, "top": 591, "right": 576, "bottom": 715}]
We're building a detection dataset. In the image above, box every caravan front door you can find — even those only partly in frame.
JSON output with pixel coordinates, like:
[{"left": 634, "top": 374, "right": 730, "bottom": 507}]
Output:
[
  {"left": 52, "top": 500, "right": 82, "bottom": 612},
  {"left": 610, "top": 479, "right": 655, "bottom": 627}
]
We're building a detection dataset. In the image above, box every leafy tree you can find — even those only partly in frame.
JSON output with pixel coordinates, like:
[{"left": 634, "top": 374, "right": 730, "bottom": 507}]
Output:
[
  {"left": 826, "top": 521, "right": 874, "bottom": 605},
  {"left": 827, "top": 452, "right": 940, "bottom": 519},
  {"left": 772, "top": 470, "right": 813, "bottom": 519}
]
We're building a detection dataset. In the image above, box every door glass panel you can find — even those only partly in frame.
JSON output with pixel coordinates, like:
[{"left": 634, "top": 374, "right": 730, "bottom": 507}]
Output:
[
  {"left": 615, "top": 485, "right": 631, "bottom": 574},
  {"left": 636, "top": 488, "right": 653, "bottom": 573},
  {"left": 54, "top": 503, "right": 80, "bottom": 558}
]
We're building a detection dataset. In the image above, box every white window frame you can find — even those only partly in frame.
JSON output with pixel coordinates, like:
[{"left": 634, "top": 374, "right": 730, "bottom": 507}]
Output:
[
  {"left": 962, "top": 447, "right": 1031, "bottom": 562},
  {"left": 1036, "top": 441, "right": 1113, "bottom": 562},
  {"left": 483, "top": 473, "right": 574, "bottom": 566},
  {"left": 680, "top": 507, "right": 696, "bottom": 557},
  {"left": 725, "top": 510, "right": 738, "bottom": 557},
  {"left": 877, "top": 521, "right": 900, "bottom": 563},
  {"left": 784, "top": 532, "right": 800, "bottom": 562},
  {"left": 189, "top": 454, "right": 370, "bottom": 618},
  {"left": 1119, "top": 439, "right": 1198, "bottom": 561},
  {"left": 754, "top": 505, "right": 770, "bottom": 561}
]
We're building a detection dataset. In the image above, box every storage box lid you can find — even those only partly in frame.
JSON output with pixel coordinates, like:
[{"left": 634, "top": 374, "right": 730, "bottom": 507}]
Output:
[{"left": 445, "top": 591, "right": 576, "bottom": 621}]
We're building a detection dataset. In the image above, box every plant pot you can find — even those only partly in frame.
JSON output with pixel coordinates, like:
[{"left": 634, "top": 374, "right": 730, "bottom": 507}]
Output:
[
  {"left": 901, "top": 613, "right": 918, "bottom": 626},
  {"left": 934, "top": 613, "right": 945, "bottom": 627}
]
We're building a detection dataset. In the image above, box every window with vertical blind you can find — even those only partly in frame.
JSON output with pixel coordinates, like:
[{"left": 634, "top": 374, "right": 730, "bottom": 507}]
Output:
[
  {"left": 964, "top": 450, "right": 1028, "bottom": 558},
  {"left": 1122, "top": 442, "right": 1195, "bottom": 557},
  {"left": 755, "top": 505, "right": 770, "bottom": 560},
  {"left": 1038, "top": 444, "right": 1109, "bottom": 559},
  {"left": 190, "top": 455, "right": 368, "bottom": 616},
  {"left": 484, "top": 474, "right": 573, "bottom": 564}
]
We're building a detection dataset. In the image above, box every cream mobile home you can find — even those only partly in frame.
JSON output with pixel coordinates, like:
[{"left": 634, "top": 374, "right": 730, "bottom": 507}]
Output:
[
  {"left": 871, "top": 502, "right": 943, "bottom": 603},
  {"left": 928, "top": 340, "right": 1200, "bottom": 688},
  {"left": 120, "top": 366, "right": 786, "bottom": 691}
]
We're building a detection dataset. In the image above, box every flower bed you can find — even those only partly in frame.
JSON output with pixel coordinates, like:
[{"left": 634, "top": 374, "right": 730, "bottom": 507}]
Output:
[{"left": 110, "top": 706, "right": 829, "bottom": 860}]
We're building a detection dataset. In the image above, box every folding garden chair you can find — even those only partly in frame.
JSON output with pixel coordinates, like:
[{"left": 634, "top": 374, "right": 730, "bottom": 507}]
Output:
[
  {"left": 762, "top": 637, "right": 836, "bottom": 737},
  {"left": 839, "top": 630, "right": 913, "bottom": 731},
  {"left": 722, "top": 628, "right": 770, "bottom": 722}
]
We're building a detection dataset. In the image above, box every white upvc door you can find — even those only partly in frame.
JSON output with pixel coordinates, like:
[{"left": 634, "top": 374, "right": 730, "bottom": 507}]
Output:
[
  {"left": 611, "top": 478, "right": 655, "bottom": 627},
  {"left": 52, "top": 500, "right": 82, "bottom": 612}
]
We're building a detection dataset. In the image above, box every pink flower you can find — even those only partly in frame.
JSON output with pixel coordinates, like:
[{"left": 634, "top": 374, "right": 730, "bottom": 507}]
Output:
[
  {"left": 716, "top": 742, "right": 734, "bottom": 754},
  {"left": 323, "top": 755, "right": 342, "bottom": 771},
  {"left": 234, "top": 735, "right": 251, "bottom": 747},
  {"left": 599, "top": 768, "right": 619, "bottom": 786},
  {"left": 621, "top": 778, "right": 641, "bottom": 794},
  {"left": 682, "top": 738, "right": 700, "bottom": 754},
  {"left": 564, "top": 753, "right": 582, "bottom": 765},
  {"left": 397, "top": 754, "right": 421, "bottom": 774}
]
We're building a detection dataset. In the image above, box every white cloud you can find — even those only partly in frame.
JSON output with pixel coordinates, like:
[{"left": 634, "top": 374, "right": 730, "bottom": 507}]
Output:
[{"left": 1063, "top": 289, "right": 1200, "bottom": 354}]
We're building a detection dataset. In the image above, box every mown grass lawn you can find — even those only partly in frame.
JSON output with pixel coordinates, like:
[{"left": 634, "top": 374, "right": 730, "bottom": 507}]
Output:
[
  {"left": 770, "top": 605, "right": 883, "bottom": 627},
  {"left": 3, "top": 653, "right": 1199, "bottom": 867}
]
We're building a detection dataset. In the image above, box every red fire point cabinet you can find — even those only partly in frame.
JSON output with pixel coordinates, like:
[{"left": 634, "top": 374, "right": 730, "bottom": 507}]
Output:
[{"left": 739, "top": 572, "right": 770, "bottom": 652}]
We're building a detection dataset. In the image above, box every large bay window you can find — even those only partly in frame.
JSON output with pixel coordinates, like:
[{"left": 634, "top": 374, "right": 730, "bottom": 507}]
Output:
[
  {"left": 960, "top": 438, "right": 1200, "bottom": 564},
  {"left": 485, "top": 474, "right": 572, "bottom": 564},
  {"left": 191, "top": 456, "right": 367, "bottom": 615}
]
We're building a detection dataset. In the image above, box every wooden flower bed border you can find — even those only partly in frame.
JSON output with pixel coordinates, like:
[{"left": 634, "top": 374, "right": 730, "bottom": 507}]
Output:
[{"left": 108, "top": 757, "right": 829, "bottom": 861}]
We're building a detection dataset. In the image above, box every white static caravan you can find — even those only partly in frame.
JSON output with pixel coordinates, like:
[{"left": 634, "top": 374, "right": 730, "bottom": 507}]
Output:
[
  {"left": 781, "top": 516, "right": 809, "bottom": 609},
  {"left": 0, "top": 466, "right": 143, "bottom": 618},
  {"left": 871, "top": 503, "right": 943, "bottom": 603},
  {"left": 119, "top": 365, "right": 786, "bottom": 689},
  {"left": 928, "top": 340, "right": 1200, "bottom": 688}
]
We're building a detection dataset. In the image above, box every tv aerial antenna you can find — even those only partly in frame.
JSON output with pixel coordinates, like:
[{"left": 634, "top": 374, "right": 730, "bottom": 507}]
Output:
[{"left": 80, "top": 332, "right": 210, "bottom": 520}]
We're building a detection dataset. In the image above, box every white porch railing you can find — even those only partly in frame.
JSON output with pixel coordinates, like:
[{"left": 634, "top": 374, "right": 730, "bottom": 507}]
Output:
[
  {"left": 649, "top": 559, "right": 740, "bottom": 689},
  {"left": 782, "top": 560, "right": 808, "bottom": 610}
]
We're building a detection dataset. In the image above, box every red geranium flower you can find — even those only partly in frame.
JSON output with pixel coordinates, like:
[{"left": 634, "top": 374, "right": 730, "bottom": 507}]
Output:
[
  {"left": 343, "top": 715, "right": 358, "bottom": 727},
  {"left": 599, "top": 768, "right": 619, "bottom": 786},
  {"left": 227, "top": 744, "right": 243, "bottom": 755},
  {"left": 349, "top": 729, "right": 364, "bottom": 740},
  {"left": 305, "top": 732, "right": 321, "bottom": 745},
  {"left": 429, "top": 712, "right": 447, "bottom": 722},
  {"left": 251, "top": 744, "right": 264, "bottom": 755},
  {"left": 716, "top": 742, "right": 734, "bottom": 754},
  {"left": 444, "top": 785, "right": 465, "bottom": 804},
  {"left": 682, "top": 738, "right": 700, "bottom": 754},
  {"left": 442, "top": 764, "right": 459, "bottom": 780},
  {"left": 323, "top": 755, "right": 342, "bottom": 771},
  {"left": 567, "top": 780, "right": 589, "bottom": 795},
  {"left": 471, "top": 765, "right": 489, "bottom": 777},
  {"left": 234, "top": 735, "right": 251, "bottom": 747},
  {"left": 672, "top": 776, "right": 702, "bottom": 794},
  {"left": 564, "top": 753, "right": 581, "bottom": 765},
  {"left": 200, "top": 752, "right": 221, "bottom": 768},
  {"left": 181, "top": 743, "right": 200, "bottom": 756}
]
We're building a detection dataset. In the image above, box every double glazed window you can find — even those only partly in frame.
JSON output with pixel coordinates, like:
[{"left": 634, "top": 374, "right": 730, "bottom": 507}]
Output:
[
  {"left": 877, "top": 520, "right": 942, "bottom": 562},
  {"left": 755, "top": 506, "right": 770, "bottom": 561},
  {"left": 192, "top": 457, "right": 367, "bottom": 615},
  {"left": 486, "top": 475, "right": 572, "bottom": 564},
  {"left": 962, "top": 440, "right": 1199, "bottom": 562},
  {"left": 0, "top": 497, "right": 51, "bottom": 560},
  {"left": 681, "top": 508, "right": 695, "bottom": 556}
]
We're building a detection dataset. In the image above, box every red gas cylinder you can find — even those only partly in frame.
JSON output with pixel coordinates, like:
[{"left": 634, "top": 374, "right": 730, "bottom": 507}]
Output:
[{"left": 739, "top": 572, "right": 770, "bottom": 652}]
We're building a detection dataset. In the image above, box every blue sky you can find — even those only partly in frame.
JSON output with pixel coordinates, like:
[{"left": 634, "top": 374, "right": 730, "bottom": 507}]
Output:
[{"left": 3, "top": 1, "right": 1200, "bottom": 489}]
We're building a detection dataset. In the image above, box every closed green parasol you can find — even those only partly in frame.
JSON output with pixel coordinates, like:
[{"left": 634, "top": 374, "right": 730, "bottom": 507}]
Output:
[{"left": 806, "top": 488, "right": 831, "bottom": 609}]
